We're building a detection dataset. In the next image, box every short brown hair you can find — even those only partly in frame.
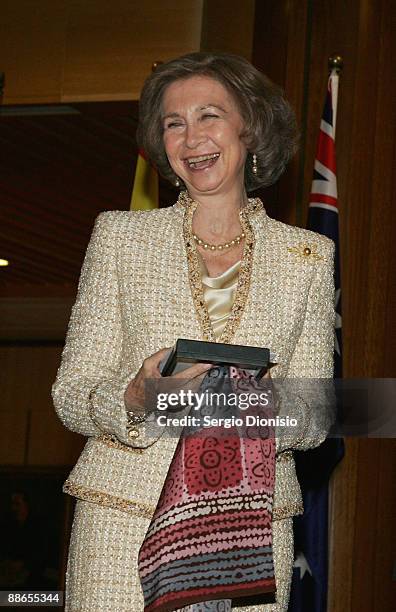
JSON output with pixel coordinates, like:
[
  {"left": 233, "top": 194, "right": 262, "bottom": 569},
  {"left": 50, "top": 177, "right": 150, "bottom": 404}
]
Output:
[{"left": 136, "top": 52, "right": 298, "bottom": 192}]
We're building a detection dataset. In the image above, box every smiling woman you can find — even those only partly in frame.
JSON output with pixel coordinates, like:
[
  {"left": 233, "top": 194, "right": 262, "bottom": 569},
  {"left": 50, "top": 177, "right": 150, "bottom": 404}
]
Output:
[
  {"left": 52, "top": 52, "right": 335, "bottom": 612},
  {"left": 137, "top": 52, "right": 298, "bottom": 193},
  {"left": 161, "top": 76, "right": 247, "bottom": 201}
]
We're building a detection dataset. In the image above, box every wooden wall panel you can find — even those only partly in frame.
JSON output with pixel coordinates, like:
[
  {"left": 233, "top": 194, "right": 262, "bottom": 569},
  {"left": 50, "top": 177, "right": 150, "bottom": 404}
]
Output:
[
  {"left": 251, "top": 2, "right": 294, "bottom": 224},
  {"left": 328, "top": 438, "right": 360, "bottom": 612},
  {"left": 305, "top": 1, "right": 396, "bottom": 605},
  {"left": 374, "top": 439, "right": 396, "bottom": 609},
  {"left": 329, "top": 438, "right": 396, "bottom": 611},
  {"left": 251, "top": 2, "right": 289, "bottom": 86},
  {"left": 201, "top": 0, "right": 255, "bottom": 60},
  {"left": 28, "top": 409, "right": 85, "bottom": 465},
  {"left": 0, "top": 411, "right": 28, "bottom": 465},
  {"left": 351, "top": 439, "right": 382, "bottom": 609},
  {"left": 362, "top": 0, "right": 396, "bottom": 378},
  {"left": 0, "top": 298, "right": 74, "bottom": 342},
  {"left": 252, "top": 1, "right": 396, "bottom": 611},
  {"left": 0, "top": 346, "right": 34, "bottom": 411},
  {"left": 0, "top": 0, "right": 68, "bottom": 104},
  {"left": 251, "top": 1, "right": 309, "bottom": 226},
  {"left": 0, "top": 346, "right": 60, "bottom": 413},
  {"left": 301, "top": 0, "right": 396, "bottom": 378},
  {"left": 0, "top": 0, "right": 204, "bottom": 104},
  {"left": 62, "top": 0, "right": 204, "bottom": 101},
  {"left": 0, "top": 345, "right": 85, "bottom": 467}
]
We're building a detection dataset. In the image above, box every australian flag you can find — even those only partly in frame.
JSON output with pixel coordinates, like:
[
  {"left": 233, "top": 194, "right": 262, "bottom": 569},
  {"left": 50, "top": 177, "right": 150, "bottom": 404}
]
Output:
[{"left": 289, "top": 70, "right": 345, "bottom": 611}]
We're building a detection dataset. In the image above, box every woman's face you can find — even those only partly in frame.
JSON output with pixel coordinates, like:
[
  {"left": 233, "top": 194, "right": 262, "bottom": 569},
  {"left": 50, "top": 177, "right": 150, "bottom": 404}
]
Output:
[{"left": 162, "top": 75, "right": 248, "bottom": 198}]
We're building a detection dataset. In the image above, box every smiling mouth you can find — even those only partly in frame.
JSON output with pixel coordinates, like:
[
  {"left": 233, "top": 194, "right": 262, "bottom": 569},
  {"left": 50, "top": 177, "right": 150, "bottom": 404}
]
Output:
[{"left": 184, "top": 153, "right": 220, "bottom": 170}]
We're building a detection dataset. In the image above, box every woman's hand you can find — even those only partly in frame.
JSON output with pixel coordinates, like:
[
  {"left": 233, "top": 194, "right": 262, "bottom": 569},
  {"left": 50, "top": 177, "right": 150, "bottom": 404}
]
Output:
[{"left": 124, "top": 347, "right": 212, "bottom": 414}]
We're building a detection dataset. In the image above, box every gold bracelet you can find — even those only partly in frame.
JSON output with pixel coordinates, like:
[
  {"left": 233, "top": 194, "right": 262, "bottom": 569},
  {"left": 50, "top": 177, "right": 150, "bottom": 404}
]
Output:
[{"left": 126, "top": 408, "right": 146, "bottom": 426}]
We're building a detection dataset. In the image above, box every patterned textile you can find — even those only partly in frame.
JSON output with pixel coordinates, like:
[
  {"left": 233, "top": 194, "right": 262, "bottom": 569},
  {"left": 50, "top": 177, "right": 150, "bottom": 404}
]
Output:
[
  {"left": 179, "top": 600, "right": 231, "bottom": 611},
  {"left": 64, "top": 501, "right": 293, "bottom": 611},
  {"left": 138, "top": 367, "right": 276, "bottom": 612}
]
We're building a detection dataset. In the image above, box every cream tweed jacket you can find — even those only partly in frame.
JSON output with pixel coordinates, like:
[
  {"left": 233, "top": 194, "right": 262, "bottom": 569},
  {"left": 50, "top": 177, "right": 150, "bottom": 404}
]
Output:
[{"left": 52, "top": 195, "right": 335, "bottom": 524}]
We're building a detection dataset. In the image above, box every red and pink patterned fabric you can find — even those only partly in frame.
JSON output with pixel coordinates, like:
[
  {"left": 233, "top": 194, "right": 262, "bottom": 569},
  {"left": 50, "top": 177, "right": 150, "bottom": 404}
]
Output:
[{"left": 138, "top": 367, "right": 276, "bottom": 612}]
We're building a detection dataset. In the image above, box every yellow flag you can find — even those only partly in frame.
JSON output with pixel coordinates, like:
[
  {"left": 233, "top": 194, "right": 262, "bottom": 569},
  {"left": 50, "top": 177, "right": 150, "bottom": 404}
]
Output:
[{"left": 130, "top": 149, "right": 159, "bottom": 211}]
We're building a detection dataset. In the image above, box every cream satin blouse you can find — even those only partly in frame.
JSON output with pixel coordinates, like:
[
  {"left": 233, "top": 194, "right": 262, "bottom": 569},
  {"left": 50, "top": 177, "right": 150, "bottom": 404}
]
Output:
[{"left": 199, "top": 255, "right": 241, "bottom": 339}]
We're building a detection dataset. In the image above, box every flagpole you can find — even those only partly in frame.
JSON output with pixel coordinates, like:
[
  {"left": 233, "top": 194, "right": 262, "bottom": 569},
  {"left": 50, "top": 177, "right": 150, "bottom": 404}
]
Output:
[
  {"left": 328, "top": 55, "right": 343, "bottom": 138},
  {"left": 327, "top": 52, "right": 344, "bottom": 612},
  {"left": 290, "top": 54, "right": 345, "bottom": 612}
]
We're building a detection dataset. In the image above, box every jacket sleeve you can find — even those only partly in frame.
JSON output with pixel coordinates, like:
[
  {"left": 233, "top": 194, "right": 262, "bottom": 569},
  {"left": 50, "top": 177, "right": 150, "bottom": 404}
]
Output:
[
  {"left": 51, "top": 212, "right": 162, "bottom": 448},
  {"left": 274, "top": 238, "right": 336, "bottom": 452}
]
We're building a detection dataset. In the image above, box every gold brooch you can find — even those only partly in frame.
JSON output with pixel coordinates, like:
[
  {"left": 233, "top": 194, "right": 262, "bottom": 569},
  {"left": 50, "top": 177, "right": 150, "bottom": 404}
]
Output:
[{"left": 287, "top": 243, "right": 323, "bottom": 261}]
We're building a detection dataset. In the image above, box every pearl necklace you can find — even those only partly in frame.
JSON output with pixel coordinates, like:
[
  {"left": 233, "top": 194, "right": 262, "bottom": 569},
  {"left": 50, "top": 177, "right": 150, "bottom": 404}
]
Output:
[{"left": 192, "top": 231, "right": 245, "bottom": 251}]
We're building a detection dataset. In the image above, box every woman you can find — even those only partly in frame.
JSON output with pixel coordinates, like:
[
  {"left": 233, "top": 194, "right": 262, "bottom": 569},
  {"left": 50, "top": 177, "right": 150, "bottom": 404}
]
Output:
[{"left": 52, "top": 52, "right": 335, "bottom": 611}]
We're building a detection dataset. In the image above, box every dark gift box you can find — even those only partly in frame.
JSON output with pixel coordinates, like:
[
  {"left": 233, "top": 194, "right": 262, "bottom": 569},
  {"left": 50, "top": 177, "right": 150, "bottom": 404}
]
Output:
[{"left": 160, "top": 339, "right": 275, "bottom": 380}]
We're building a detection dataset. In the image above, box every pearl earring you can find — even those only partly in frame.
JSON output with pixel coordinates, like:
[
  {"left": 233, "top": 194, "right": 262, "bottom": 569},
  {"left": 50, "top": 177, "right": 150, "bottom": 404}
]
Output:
[
  {"left": 175, "top": 177, "right": 180, "bottom": 187},
  {"left": 252, "top": 153, "right": 258, "bottom": 175}
]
